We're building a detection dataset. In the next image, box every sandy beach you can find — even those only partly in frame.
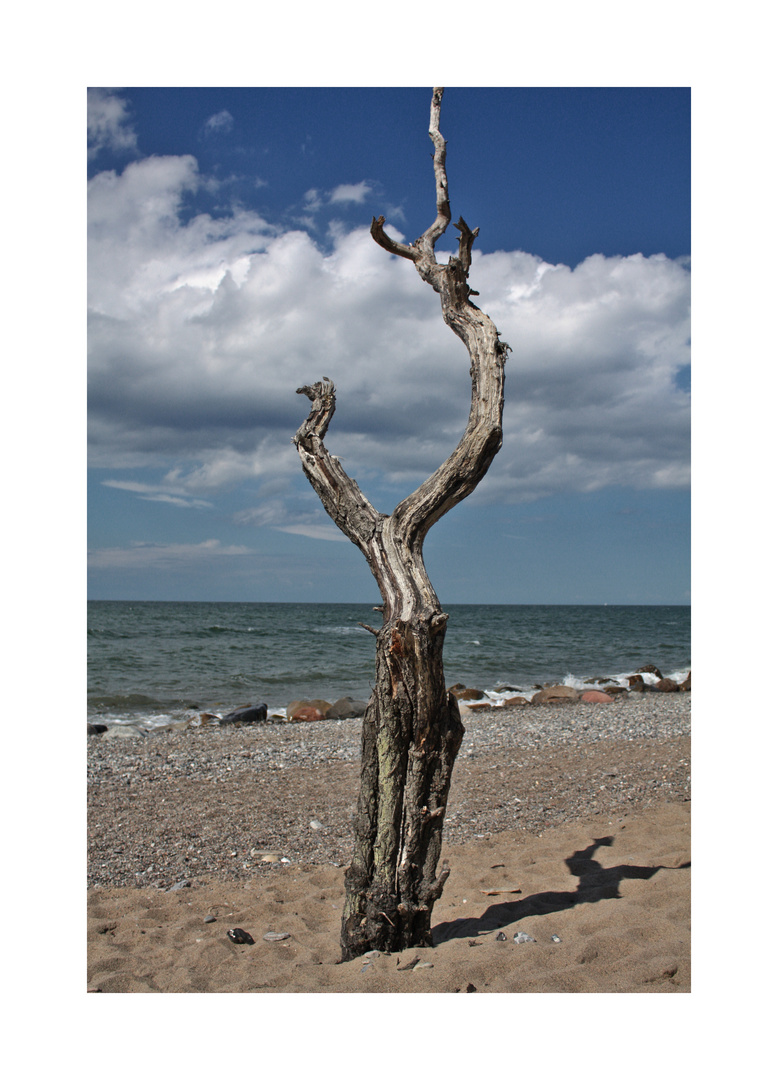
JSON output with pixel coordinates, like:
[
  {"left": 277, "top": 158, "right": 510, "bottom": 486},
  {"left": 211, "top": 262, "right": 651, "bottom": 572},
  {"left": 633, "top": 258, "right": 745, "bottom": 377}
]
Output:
[{"left": 87, "top": 694, "right": 690, "bottom": 993}]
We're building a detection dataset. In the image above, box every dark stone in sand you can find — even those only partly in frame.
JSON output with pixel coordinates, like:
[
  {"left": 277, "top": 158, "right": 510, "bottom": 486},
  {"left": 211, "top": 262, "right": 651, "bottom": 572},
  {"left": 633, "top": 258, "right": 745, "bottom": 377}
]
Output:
[
  {"left": 628, "top": 674, "right": 646, "bottom": 690},
  {"left": 87, "top": 723, "right": 108, "bottom": 736},
  {"left": 219, "top": 704, "right": 268, "bottom": 726},
  {"left": 227, "top": 928, "right": 255, "bottom": 945}
]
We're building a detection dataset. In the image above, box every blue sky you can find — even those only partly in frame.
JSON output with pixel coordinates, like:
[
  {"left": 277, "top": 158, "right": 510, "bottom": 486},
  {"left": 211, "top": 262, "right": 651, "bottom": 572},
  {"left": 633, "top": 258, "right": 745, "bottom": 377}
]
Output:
[{"left": 87, "top": 86, "right": 690, "bottom": 604}]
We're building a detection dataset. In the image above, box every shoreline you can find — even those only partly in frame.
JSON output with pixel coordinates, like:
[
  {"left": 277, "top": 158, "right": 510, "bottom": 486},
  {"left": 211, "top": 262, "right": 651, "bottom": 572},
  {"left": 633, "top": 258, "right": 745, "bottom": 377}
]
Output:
[
  {"left": 88, "top": 694, "right": 690, "bottom": 992},
  {"left": 88, "top": 694, "right": 690, "bottom": 890}
]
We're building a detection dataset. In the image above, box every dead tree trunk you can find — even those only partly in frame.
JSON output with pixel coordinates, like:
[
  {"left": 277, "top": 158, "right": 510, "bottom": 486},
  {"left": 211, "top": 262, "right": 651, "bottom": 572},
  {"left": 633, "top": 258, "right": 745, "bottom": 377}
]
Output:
[{"left": 293, "top": 88, "right": 509, "bottom": 960}]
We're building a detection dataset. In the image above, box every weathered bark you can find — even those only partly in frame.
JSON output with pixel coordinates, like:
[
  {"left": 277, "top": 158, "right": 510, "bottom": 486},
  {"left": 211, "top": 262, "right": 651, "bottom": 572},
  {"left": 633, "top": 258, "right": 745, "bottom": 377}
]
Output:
[{"left": 293, "top": 88, "right": 508, "bottom": 959}]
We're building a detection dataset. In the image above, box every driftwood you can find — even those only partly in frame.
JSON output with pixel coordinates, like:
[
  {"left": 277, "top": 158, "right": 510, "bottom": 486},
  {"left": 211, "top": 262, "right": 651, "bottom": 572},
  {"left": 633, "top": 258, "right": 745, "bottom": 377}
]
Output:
[{"left": 294, "top": 88, "right": 508, "bottom": 959}]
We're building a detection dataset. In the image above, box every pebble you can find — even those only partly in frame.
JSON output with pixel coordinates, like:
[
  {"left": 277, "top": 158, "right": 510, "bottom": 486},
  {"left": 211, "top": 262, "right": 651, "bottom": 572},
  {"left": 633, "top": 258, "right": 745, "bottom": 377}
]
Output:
[
  {"left": 263, "top": 931, "right": 291, "bottom": 942},
  {"left": 309, "top": 819, "right": 325, "bottom": 830},
  {"left": 514, "top": 931, "right": 536, "bottom": 944},
  {"left": 204, "top": 915, "right": 217, "bottom": 924},
  {"left": 252, "top": 849, "right": 283, "bottom": 863},
  {"left": 496, "top": 932, "right": 507, "bottom": 941},
  {"left": 551, "top": 934, "right": 562, "bottom": 943},
  {"left": 227, "top": 928, "right": 255, "bottom": 945}
]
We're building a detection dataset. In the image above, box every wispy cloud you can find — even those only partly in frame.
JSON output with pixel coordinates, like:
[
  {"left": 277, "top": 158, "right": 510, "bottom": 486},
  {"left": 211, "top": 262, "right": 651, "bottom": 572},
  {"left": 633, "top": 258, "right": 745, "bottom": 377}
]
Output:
[
  {"left": 233, "top": 499, "right": 350, "bottom": 542},
  {"left": 87, "top": 88, "right": 138, "bottom": 161},
  {"left": 102, "top": 479, "right": 212, "bottom": 509},
  {"left": 202, "top": 109, "right": 234, "bottom": 136},
  {"left": 275, "top": 523, "right": 350, "bottom": 542},
  {"left": 88, "top": 539, "right": 254, "bottom": 569}
]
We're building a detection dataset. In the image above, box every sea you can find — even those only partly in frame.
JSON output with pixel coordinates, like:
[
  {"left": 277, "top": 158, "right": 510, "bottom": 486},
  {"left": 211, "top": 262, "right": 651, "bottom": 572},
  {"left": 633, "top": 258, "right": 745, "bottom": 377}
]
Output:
[{"left": 87, "top": 602, "right": 691, "bottom": 730}]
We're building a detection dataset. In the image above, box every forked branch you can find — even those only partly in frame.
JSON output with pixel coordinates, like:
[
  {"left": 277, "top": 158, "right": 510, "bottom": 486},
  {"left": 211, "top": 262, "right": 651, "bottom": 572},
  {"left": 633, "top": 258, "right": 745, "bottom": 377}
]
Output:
[{"left": 294, "top": 87, "right": 507, "bottom": 565}]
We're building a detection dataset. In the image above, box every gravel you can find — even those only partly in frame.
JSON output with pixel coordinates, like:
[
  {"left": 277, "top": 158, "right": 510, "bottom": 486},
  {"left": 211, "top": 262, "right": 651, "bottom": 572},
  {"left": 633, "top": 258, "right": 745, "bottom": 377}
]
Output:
[{"left": 87, "top": 693, "right": 690, "bottom": 890}]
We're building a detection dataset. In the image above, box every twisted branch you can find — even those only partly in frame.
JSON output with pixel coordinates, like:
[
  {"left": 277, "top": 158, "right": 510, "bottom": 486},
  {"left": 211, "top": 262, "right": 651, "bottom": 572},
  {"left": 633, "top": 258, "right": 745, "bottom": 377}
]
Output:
[{"left": 293, "top": 378, "right": 380, "bottom": 550}]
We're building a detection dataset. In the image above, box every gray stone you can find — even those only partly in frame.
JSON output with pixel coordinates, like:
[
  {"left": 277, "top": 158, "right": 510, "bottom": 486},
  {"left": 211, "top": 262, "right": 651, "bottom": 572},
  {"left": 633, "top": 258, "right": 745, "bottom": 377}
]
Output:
[
  {"left": 326, "top": 697, "right": 368, "bottom": 720},
  {"left": 103, "top": 724, "right": 146, "bottom": 739}
]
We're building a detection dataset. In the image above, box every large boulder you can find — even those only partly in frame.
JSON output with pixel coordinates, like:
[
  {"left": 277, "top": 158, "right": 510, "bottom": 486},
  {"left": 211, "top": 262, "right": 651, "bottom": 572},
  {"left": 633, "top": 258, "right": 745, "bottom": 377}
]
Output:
[
  {"left": 580, "top": 690, "right": 614, "bottom": 704},
  {"left": 450, "top": 687, "right": 485, "bottom": 701},
  {"left": 103, "top": 724, "right": 146, "bottom": 739},
  {"left": 288, "top": 699, "right": 332, "bottom": 723},
  {"left": 87, "top": 723, "right": 107, "bottom": 736},
  {"left": 219, "top": 704, "right": 268, "bottom": 726},
  {"left": 326, "top": 697, "right": 368, "bottom": 720},
  {"left": 653, "top": 678, "right": 679, "bottom": 692},
  {"left": 531, "top": 685, "right": 580, "bottom": 705}
]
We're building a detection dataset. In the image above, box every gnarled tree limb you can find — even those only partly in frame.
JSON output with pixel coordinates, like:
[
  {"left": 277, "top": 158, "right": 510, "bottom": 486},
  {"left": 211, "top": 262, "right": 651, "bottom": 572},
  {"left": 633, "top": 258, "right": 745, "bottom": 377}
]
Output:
[{"left": 293, "top": 379, "right": 380, "bottom": 551}]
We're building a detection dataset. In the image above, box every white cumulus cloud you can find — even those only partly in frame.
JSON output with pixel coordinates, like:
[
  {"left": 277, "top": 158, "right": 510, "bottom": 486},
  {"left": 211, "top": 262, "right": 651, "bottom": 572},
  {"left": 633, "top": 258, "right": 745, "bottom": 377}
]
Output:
[
  {"left": 330, "top": 181, "right": 372, "bottom": 204},
  {"left": 88, "top": 150, "right": 690, "bottom": 526}
]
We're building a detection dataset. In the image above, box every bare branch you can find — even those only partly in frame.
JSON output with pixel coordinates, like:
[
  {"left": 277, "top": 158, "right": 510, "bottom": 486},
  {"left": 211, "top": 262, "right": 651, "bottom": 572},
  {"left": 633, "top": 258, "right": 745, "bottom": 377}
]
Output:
[
  {"left": 293, "top": 379, "right": 381, "bottom": 549},
  {"left": 418, "top": 87, "right": 451, "bottom": 254},
  {"left": 295, "top": 377, "right": 336, "bottom": 439},
  {"left": 370, "top": 216, "right": 417, "bottom": 261},
  {"left": 454, "top": 216, "right": 479, "bottom": 274}
]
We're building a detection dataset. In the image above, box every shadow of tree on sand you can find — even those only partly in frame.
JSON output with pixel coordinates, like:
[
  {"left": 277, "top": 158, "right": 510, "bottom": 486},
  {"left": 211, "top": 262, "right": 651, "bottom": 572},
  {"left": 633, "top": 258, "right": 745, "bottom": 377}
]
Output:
[{"left": 432, "top": 835, "right": 691, "bottom": 944}]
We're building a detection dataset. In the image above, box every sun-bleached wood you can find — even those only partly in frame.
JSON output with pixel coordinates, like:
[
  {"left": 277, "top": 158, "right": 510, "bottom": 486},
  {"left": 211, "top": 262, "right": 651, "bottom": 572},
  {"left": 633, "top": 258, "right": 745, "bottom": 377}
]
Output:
[{"left": 294, "top": 87, "right": 509, "bottom": 959}]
